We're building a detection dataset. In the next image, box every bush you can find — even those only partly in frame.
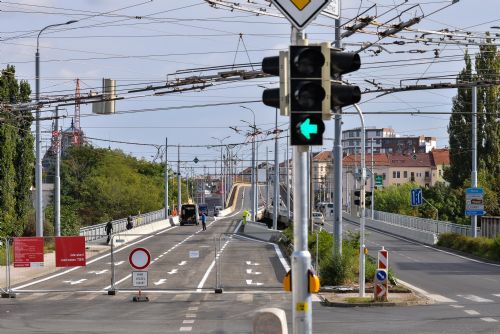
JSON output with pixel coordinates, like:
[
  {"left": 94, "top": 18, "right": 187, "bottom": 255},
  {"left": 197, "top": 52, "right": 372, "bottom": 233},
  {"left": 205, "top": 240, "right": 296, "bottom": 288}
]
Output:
[{"left": 438, "top": 232, "right": 500, "bottom": 262}]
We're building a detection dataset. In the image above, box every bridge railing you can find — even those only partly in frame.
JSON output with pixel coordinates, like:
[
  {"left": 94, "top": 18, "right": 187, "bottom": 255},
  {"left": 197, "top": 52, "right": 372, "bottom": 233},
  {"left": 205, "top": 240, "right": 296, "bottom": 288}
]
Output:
[
  {"left": 367, "top": 209, "right": 478, "bottom": 237},
  {"left": 79, "top": 208, "right": 166, "bottom": 242}
]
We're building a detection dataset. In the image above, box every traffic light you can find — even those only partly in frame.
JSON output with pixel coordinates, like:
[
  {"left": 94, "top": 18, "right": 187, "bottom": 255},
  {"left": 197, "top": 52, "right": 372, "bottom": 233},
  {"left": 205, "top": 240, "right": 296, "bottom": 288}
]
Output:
[
  {"left": 289, "top": 45, "right": 326, "bottom": 146},
  {"left": 262, "top": 51, "right": 289, "bottom": 116},
  {"left": 354, "top": 190, "right": 362, "bottom": 206},
  {"left": 365, "top": 191, "right": 372, "bottom": 206}
]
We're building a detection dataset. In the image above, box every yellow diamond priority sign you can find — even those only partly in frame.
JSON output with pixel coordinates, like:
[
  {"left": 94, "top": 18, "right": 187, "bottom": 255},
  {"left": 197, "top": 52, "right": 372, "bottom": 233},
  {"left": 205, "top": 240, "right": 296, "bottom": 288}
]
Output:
[
  {"left": 272, "top": 0, "right": 333, "bottom": 30},
  {"left": 291, "top": 0, "right": 311, "bottom": 10}
]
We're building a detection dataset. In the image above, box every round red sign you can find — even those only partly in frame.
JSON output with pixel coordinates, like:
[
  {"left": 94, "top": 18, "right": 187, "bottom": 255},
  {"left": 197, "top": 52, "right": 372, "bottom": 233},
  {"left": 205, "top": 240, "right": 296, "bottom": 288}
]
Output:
[{"left": 128, "top": 247, "right": 151, "bottom": 270}]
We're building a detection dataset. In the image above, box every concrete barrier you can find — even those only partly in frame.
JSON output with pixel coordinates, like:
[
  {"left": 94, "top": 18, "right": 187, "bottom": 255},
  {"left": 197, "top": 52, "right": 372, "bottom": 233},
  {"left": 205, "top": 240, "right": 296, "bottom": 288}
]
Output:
[
  {"left": 253, "top": 308, "right": 288, "bottom": 334},
  {"left": 243, "top": 221, "right": 282, "bottom": 242},
  {"left": 219, "top": 184, "right": 241, "bottom": 217},
  {"left": 344, "top": 213, "right": 438, "bottom": 245}
]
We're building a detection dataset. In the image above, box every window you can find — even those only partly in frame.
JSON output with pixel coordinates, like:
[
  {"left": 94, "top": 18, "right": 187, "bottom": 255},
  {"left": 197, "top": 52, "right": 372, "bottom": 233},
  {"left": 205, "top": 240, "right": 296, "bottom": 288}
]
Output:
[
  {"left": 397, "top": 171, "right": 401, "bottom": 178},
  {"left": 382, "top": 173, "right": 386, "bottom": 180},
  {"left": 425, "top": 171, "right": 430, "bottom": 178},
  {"left": 393, "top": 171, "right": 396, "bottom": 178},
  {"left": 376, "top": 130, "right": 382, "bottom": 136},
  {"left": 404, "top": 171, "right": 408, "bottom": 178}
]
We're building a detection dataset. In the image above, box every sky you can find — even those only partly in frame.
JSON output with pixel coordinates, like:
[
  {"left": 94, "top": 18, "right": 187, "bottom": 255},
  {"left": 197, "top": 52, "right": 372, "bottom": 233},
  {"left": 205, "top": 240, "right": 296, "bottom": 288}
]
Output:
[{"left": 1, "top": 0, "right": 499, "bottom": 176}]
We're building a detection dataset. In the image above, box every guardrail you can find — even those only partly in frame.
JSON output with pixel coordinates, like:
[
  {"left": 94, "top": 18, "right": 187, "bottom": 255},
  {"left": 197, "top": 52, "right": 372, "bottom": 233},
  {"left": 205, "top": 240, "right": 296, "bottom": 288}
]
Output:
[
  {"left": 367, "top": 209, "right": 479, "bottom": 237},
  {"left": 79, "top": 209, "right": 166, "bottom": 242}
]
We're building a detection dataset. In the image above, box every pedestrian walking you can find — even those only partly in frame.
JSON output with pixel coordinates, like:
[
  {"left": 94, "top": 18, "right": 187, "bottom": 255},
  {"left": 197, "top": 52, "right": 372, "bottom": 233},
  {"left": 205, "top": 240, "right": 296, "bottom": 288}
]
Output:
[
  {"left": 126, "top": 215, "right": 133, "bottom": 230},
  {"left": 201, "top": 212, "right": 207, "bottom": 231},
  {"left": 105, "top": 220, "right": 113, "bottom": 244}
]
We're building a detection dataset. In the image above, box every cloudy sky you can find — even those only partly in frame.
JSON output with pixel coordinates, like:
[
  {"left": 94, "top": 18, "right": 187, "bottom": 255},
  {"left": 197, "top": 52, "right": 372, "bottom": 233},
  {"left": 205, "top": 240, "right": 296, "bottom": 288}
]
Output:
[{"left": 1, "top": 0, "right": 499, "bottom": 175}]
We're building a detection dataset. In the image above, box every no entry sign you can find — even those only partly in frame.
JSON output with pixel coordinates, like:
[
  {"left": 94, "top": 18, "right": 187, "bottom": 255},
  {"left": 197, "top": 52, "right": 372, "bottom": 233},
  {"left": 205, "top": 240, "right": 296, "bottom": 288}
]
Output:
[{"left": 129, "top": 247, "right": 151, "bottom": 270}]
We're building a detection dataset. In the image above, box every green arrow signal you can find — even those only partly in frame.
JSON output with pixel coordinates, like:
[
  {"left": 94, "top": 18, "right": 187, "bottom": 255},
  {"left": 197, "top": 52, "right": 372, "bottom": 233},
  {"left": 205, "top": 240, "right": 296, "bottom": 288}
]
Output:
[{"left": 299, "top": 118, "right": 318, "bottom": 140}]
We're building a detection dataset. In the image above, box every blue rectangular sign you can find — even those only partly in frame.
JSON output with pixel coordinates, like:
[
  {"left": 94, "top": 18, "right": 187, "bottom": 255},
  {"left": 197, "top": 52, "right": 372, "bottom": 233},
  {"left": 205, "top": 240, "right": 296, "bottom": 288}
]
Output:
[
  {"left": 410, "top": 188, "right": 423, "bottom": 206},
  {"left": 465, "top": 187, "right": 484, "bottom": 216}
]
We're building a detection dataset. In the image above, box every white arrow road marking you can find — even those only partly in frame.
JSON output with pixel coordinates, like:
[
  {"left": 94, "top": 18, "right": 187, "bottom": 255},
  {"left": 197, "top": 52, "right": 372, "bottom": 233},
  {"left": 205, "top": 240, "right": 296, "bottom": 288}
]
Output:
[
  {"left": 246, "top": 269, "right": 262, "bottom": 275},
  {"left": 178, "top": 261, "right": 187, "bottom": 266},
  {"left": 63, "top": 279, "right": 87, "bottom": 285},
  {"left": 167, "top": 269, "right": 178, "bottom": 275},
  {"left": 246, "top": 279, "right": 263, "bottom": 286},
  {"left": 246, "top": 261, "right": 260, "bottom": 266},
  {"left": 154, "top": 279, "right": 167, "bottom": 286},
  {"left": 107, "top": 261, "right": 124, "bottom": 266},
  {"left": 458, "top": 295, "right": 493, "bottom": 303},
  {"left": 88, "top": 270, "right": 108, "bottom": 275}
]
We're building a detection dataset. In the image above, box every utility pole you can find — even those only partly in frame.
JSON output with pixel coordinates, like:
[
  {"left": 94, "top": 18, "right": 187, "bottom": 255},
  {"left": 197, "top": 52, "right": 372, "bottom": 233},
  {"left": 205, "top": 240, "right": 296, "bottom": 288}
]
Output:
[
  {"left": 471, "top": 85, "right": 478, "bottom": 238},
  {"left": 164, "top": 138, "right": 168, "bottom": 218},
  {"left": 286, "top": 135, "right": 291, "bottom": 220},
  {"left": 273, "top": 108, "right": 280, "bottom": 230},
  {"left": 371, "top": 138, "right": 374, "bottom": 219},
  {"left": 333, "top": 11, "right": 343, "bottom": 257},
  {"left": 266, "top": 147, "right": 270, "bottom": 210},
  {"left": 177, "top": 145, "right": 181, "bottom": 215},
  {"left": 54, "top": 106, "right": 61, "bottom": 237},
  {"left": 354, "top": 104, "right": 366, "bottom": 297}
]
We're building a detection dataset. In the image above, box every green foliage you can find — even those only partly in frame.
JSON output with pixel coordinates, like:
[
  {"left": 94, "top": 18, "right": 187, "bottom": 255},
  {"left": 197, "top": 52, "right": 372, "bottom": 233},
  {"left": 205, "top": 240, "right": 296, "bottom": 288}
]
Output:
[
  {"left": 438, "top": 232, "right": 500, "bottom": 262},
  {"left": 374, "top": 183, "right": 418, "bottom": 215},
  {"left": 60, "top": 146, "right": 178, "bottom": 227},
  {"left": 0, "top": 65, "right": 33, "bottom": 237}
]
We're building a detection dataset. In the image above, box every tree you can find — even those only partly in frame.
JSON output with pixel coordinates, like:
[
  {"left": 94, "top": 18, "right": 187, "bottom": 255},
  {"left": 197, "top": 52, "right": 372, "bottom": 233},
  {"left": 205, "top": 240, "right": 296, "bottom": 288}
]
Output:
[
  {"left": 446, "top": 38, "right": 500, "bottom": 215},
  {"left": 0, "top": 65, "right": 33, "bottom": 237}
]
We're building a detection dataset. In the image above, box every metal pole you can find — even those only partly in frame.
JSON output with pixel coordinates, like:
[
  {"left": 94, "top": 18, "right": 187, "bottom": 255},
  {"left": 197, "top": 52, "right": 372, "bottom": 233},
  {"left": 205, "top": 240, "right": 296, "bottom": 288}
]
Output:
[
  {"left": 291, "top": 28, "right": 312, "bottom": 334},
  {"left": 309, "top": 148, "right": 313, "bottom": 233},
  {"left": 266, "top": 147, "right": 270, "bottom": 209},
  {"left": 273, "top": 108, "right": 280, "bottom": 230},
  {"left": 164, "top": 138, "right": 168, "bottom": 218},
  {"left": 35, "top": 47, "right": 43, "bottom": 237},
  {"left": 251, "top": 136, "right": 256, "bottom": 221},
  {"left": 354, "top": 104, "right": 366, "bottom": 297},
  {"left": 177, "top": 145, "right": 181, "bottom": 214},
  {"left": 54, "top": 106, "right": 61, "bottom": 237},
  {"left": 371, "top": 138, "right": 374, "bottom": 220},
  {"left": 286, "top": 135, "right": 291, "bottom": 220},
  {"left": 333, "top": 9, "right": 343, "bottom": 257},
  {"left": 220, "top": 145, "right": 224, "bottom": 209},
  {"left": 255, "top": 141, "right": 259, "bottom": 217},
  {"left": 471, "top": 85, "right": 478, "bottom": 238}
]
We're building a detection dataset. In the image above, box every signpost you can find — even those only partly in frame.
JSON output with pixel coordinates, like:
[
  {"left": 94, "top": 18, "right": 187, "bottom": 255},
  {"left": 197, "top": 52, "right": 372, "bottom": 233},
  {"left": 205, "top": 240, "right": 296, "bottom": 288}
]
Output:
[
  {"left": 129, "top": 247, "right": 151, "bottom": 302},
  {"left": 465, "top": 187, "right": 485, "bottom": 216},
  {"left": 13, "top": 237, "right": 44, "bottom": 268},
  {"left": 375, "top": 175, "right": 383, "bottom": 186},
  {"left": 410, "top": 188, "right": 423, "bottom": 206},
  {"left": 55, "top": 236, "right": 86, "bottom": 267},
  {"left": 271, "top": 0, "right": 332, "bottom": 29},
  {"left": 374, "top": 269, "right": 388, "bottom": 302}
]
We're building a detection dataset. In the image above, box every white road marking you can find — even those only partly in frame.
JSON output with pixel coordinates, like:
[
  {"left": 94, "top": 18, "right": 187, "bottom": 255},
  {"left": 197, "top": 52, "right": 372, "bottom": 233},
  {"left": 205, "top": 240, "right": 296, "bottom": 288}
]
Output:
[
  {"left": 46, "top": 294, "right": 67, "bottom": 301},
  {"left": 173, "top": 294, "right": 191, "bottom": 301},
  {"left": 396, "top": 278, "right": 456, "bottom": 303},
  {"left": 188, "top": 306, "right": 198, "bottom": 311},
  {"left": 493, "top": 294, "right": 500, "bottom": 298},
  {"left": 480, "top": 318, "right": 498, "bottom": 322},
  {"left": 63, "top": 279, "right": 87, "bottom": 285},
  {"left": 107, "top": 261, "right": 124, "bottom": 266},
  {"left": 103, "top": 274, "right": 131, "bottom": 290},
  {"left": 246, "top": 268, "right": 262, "bottom": 275},
  {"left": 13, "top": 225, "right": 177, "bottom": 291},
  {"left": 179, "top": 327, "right": 192, "bottom": 331},
  {"left": 185, "top": 314, "right": 197, "bottom": 318},
  {"left": 464, "top": 310, "right": 480, "bottom": 315},
  {"left": 168, "top": 269, "right": 178, "bottom": 275},
  {"left": 450, "top": 305, "right": 464, "bottom": 308},
  {"left": 457, "top": 295, "right": 494, "bottom": 303},
  {"left": 237, "top": 294, "right": 253, "bottom": 303},
  {"left": 179, "top": 261, "right": 187, "bottom": 266},
  {"left": 246, "top": 261, "right": 260, "bottom": 266},
  {"left": 154, "top": 279, "right": 167, "bottom": 286},
  {"left": 88, "top": 270, "right": 108, "bottom": 275},
  {"left": 183, "top": 320, "right": 195, "bottom": 324},
  {"left": 246, "top": 279, "right": 263, "bottom": 286}
]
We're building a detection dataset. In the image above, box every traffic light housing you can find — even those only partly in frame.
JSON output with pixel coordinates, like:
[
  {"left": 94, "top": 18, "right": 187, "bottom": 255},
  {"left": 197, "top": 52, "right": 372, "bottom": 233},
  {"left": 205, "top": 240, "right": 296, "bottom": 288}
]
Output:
[
  {"left": 288, "top": 45, "right": 326, "bottom": 146},
  {"left": 262, "top": 51, "right": 289, "bottom": 116},
  {"left": 365, "top": 191, "right": 372, "bottom": 206},
  {"left": 354, "top": 190, "right": 361, "bottom": 206}
]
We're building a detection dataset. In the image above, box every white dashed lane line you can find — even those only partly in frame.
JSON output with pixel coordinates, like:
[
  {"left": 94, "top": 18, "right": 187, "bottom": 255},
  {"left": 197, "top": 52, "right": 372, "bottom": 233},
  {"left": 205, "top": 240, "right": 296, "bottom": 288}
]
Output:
[
  {"left": 480, "top": 318, "right": 498, "bottom": 322},
  {"left": 464, "top": 310, "right": 480, "bottom": 315}
]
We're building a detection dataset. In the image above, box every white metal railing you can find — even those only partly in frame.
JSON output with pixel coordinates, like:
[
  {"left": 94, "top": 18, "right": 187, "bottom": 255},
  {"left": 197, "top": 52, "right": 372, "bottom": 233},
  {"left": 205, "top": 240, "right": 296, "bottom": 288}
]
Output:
[
  {"left": 367, "top": 209, "right": 479, "bottom": 237},
  {"left": 79, "top": 209, "right": 166, "bottom": 242}
]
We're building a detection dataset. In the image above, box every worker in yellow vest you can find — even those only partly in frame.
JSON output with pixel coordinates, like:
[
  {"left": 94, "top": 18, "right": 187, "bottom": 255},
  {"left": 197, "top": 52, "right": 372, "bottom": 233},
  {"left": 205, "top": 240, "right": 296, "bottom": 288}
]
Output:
[{"left": 242, "top": 209, "right": 250, "bottom": 232}]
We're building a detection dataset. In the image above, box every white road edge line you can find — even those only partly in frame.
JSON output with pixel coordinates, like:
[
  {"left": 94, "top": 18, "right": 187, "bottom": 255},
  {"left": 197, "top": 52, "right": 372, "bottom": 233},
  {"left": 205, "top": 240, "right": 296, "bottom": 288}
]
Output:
[{"left": 396, "top": 278, "right": 456, "bottom": 303}]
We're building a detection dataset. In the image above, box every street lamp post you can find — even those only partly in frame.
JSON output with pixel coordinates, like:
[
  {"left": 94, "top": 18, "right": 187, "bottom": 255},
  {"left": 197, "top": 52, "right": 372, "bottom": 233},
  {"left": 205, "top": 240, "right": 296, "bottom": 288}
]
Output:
[
  {"left": 35, "top": 19, "right": 78, "bottom": 237},
  {"left": 240, "top": 106, "right": 258, "bottom": 221},
  {"left": 211, "top": 136, "right": 230, "bottom": 209}
]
